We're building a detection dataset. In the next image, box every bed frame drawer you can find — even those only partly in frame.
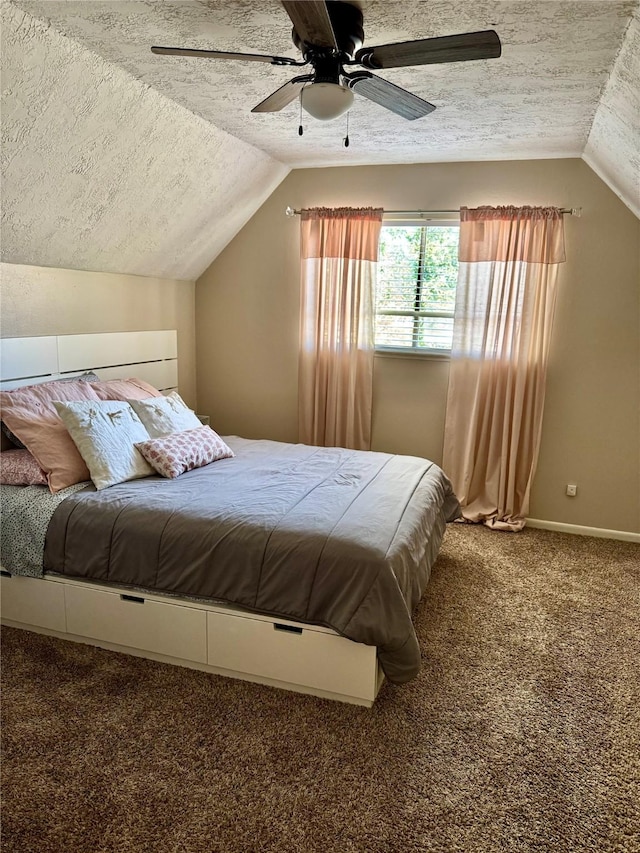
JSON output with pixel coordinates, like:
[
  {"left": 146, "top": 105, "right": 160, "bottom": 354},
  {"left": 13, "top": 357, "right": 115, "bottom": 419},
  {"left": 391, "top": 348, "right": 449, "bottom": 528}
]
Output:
[
  {"left": 1, "top": 575, "right": 383, "bottom": 705},
  {"left": 1, "top": 575, "right": 66, "bottom": 632},
  {"left": 207, "top": 610, "right": 379, "bottom": 703},
  {"left": 65, "top": 585, "right": 207, "bottom": 664}
]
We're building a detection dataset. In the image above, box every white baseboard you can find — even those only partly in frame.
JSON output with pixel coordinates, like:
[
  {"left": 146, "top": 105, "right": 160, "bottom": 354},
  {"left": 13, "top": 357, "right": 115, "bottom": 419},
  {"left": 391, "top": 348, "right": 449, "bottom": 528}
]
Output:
[{"left": 526, "top": 518, "right": 640, "bottom": 543}]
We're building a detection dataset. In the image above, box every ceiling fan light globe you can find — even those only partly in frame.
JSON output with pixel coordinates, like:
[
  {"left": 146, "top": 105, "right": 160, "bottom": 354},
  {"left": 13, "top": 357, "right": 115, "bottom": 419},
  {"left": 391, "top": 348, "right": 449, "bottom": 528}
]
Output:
[{"left": 301, "top": 83, "right": 354, "bottom": 120}]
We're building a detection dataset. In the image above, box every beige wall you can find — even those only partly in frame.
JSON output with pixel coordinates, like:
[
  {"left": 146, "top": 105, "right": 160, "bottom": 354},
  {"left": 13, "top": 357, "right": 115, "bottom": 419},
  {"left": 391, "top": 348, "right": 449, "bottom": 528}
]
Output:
[
  {"left": 197, "top": 158, "right": 639, "bottom": 534},
  {"left": 0, "top": 263, "right": 197, "bottom": 406}
]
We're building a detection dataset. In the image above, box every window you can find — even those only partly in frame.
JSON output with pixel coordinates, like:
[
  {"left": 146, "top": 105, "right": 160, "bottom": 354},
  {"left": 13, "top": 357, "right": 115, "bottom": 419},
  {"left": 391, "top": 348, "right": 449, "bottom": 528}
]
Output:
[{"left": 374, "top": 223, "right": 460, "bottom": 353}]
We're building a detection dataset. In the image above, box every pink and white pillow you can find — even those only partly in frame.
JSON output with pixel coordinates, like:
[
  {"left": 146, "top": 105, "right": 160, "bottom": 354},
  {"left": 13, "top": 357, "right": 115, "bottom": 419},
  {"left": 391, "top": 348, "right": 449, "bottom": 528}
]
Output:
[
  {"left": 135, "top": 426, "right": 234, "bottom": 479},
  {"left": 0, "top": 449, "right": 48, "bottom": 486}
]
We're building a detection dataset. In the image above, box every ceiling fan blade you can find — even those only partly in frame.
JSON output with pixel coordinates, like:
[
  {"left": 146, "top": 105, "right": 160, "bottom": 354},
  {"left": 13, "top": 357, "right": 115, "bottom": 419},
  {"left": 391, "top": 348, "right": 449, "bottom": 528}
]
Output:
[
  {"left": 251, "top": 76, "right": 313, "bottom": 113},
  {"left": 281, "top": 1, "right": 338, "bottom": 50},
  {"left": 151, "top": 46, "right": 301, "bottom": 66},
  {"left": 347, "top": 73, "right": 435, "bottom": 120},
  {"left": 355, "top": 30, "right": 501, "bottom": 69}
]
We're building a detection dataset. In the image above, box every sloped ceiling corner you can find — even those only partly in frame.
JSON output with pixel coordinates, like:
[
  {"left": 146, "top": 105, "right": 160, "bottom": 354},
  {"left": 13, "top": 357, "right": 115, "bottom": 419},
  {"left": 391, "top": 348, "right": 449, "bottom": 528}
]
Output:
[
  {"left": 583, "top": 7, "right": 640, "bottom": 218},
  {"left": 0, "top": 3, "right": 290, "bottom": 280}
]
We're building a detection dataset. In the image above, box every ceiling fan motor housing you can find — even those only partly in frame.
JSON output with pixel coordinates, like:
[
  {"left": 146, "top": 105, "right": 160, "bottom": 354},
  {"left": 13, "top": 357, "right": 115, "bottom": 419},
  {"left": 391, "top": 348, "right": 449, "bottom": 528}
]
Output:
[{"left": 292, "top": 1, "right": 364, "bottom": 59}]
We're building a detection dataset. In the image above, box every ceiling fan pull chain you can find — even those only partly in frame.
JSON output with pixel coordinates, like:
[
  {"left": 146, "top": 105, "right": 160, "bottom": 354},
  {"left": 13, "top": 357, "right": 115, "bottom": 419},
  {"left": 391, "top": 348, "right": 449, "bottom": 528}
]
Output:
[
  {"left": 298, "top": 92, "right": 304, "bottom": 136},
  {"left": 343, "top": 110, "right": 350, "bottom": 148}
]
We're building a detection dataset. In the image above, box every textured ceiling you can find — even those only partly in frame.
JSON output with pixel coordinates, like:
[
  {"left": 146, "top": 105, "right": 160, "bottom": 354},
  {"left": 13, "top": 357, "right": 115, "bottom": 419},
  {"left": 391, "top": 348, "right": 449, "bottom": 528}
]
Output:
[
  {"left": 1, "top": 1, "right": 638, "bottom": 282},
  {"left": 10, "top": 0, "right": 637, "bottom": 168},
  {"left": 584, "top": 6, "right": 640, "bottom": 217},
  {"left": 1, "top": 2, "right": 289, "bottom": 279}
]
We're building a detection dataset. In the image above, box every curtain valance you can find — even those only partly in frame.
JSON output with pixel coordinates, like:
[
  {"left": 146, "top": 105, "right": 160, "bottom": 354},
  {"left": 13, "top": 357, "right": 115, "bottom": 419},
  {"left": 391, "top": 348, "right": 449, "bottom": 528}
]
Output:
[
  {"left": 301, "top": 207, "right": 383, "bottom": 261},
  {"left": 459, "top": 206, "right": 566, "bottom": 264}
]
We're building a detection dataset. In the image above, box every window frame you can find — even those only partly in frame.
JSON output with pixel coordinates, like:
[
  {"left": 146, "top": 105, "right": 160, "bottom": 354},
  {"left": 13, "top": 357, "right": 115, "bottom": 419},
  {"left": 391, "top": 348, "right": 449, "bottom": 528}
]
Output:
[{"left": 374, "top": 217, "right": 460, "bottom": 359}]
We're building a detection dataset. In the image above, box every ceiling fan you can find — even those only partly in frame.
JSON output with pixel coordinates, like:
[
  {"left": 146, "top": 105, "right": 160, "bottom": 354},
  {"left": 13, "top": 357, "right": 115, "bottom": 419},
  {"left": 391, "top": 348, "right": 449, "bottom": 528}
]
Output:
[{"left": 151, "top": 1, "right": 501, "bottom": 122}]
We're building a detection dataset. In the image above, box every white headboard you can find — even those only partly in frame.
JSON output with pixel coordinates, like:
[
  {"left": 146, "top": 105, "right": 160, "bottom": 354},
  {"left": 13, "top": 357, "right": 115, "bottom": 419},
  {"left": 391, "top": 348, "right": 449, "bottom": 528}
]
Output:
[{"left": 0, "top": 331, "right": 178, "bottom": 392}]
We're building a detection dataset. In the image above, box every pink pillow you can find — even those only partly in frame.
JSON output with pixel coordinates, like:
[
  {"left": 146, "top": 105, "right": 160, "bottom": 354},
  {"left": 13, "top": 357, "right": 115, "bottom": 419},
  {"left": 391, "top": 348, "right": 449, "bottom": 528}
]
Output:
[
  {"left": 0, "top": 449, "right": 48, "bottom": 486},
  {"left": 0, "top": 379, "right": 100, "bottom": 492},
  {"left": 135, "top": 426, "right": 234, "bottom": 479},
  {"left": 91, "top": 378, "right": 163, "bottom": 401}
]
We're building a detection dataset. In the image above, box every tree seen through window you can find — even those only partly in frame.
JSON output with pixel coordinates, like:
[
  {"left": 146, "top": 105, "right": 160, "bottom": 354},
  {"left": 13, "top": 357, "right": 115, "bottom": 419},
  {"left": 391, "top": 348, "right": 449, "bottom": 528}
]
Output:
[{"left": 375, "top": 225, "right": 459, "bottom": 351}]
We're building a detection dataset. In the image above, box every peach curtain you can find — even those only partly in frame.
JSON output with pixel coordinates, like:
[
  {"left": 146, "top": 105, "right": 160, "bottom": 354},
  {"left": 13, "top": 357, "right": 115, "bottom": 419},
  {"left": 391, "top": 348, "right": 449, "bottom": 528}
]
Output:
[
  {"left": 443, "top": 206, "right": 566, "bottom": 531},
  {"left": 298, "top": 207, "right": 383, "bottom": 450}
]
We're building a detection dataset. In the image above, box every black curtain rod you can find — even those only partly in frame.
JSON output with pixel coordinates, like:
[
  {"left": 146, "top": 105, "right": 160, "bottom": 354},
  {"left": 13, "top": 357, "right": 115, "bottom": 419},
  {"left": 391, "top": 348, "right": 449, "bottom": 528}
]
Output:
[{"left": 285, "top": 206, "right": 581, "bottom": 217}]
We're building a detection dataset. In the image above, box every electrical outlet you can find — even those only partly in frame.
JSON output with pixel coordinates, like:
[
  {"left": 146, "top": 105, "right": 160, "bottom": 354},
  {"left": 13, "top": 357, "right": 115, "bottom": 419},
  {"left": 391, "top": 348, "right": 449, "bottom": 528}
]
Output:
[{"left": 566, "top": 484, "right": 577, "bottom": 497}]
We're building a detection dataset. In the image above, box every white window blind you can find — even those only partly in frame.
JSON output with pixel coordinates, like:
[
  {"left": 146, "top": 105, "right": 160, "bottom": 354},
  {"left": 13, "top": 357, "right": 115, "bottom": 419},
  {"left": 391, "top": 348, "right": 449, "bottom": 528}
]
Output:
[{"left": 375, "top": 223, "right": 460, "bottom": 353}]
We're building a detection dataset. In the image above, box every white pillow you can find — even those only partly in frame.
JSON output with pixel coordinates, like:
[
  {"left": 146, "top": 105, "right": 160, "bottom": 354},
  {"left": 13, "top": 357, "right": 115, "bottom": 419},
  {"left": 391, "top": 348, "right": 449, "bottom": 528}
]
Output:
[
  {"left": 54, "top": 400, "right": 154, "bottom": 490},
  {"left": 128, "top": 391, "right": 202, "bottom": 438}
]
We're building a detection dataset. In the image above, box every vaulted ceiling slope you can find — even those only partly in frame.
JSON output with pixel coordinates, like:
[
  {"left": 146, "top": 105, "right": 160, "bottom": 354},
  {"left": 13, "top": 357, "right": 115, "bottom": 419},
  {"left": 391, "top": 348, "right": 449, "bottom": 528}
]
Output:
[
  {"left": 584, "top": 6, "right": 640, "bottom": 218},
  {"left": 1, "top": 2, "right": 638, "bottom": 284},
  {"left": 0, "top": 3, "right": 289, "bottom": 280}
]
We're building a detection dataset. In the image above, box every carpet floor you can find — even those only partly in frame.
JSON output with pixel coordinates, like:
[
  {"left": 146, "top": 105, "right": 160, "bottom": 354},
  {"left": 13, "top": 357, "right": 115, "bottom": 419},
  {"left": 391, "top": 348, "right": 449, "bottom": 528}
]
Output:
[{"left": 1, "top": 524, "right": 639, "bottom": 853}]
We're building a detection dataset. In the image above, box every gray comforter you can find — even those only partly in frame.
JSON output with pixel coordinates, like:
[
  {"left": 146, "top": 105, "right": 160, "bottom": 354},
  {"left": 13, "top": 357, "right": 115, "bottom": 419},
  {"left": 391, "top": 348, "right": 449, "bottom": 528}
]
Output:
[{"left": 44, "top": 437, "right": 460, "bottom": 683}]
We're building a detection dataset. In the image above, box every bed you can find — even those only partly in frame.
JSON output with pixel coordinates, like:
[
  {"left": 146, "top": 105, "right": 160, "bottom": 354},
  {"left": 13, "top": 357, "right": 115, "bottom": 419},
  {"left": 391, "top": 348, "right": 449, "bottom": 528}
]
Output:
[{"left": 0, "top": 332, "right": 460, "bottom": 706}]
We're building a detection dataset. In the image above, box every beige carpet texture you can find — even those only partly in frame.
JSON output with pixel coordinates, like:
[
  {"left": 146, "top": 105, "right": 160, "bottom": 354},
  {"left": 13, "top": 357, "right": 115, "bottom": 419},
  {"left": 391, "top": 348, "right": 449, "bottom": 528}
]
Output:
[{"left": 2, "top": 525, "right": 639, "bottom": 853}]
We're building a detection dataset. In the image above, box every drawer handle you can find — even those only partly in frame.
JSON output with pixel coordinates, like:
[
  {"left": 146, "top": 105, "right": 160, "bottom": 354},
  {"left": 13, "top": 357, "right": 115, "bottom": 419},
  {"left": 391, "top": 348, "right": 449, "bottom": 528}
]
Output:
[
  {"left": 0, "top": 570, "right": 12, "bottom": 578},
  {"left": 120, "top": 594, "right": 145, "bottom": 604},
  {"left": 274, "top": 623, "right": 303, "bottom": 635}
]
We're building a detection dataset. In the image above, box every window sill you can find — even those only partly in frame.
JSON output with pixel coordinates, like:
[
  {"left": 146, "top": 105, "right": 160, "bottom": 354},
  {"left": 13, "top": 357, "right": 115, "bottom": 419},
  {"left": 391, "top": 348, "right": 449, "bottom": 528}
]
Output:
[{"left": 374, "top": 348, "right": 451, "bottom": 361}]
